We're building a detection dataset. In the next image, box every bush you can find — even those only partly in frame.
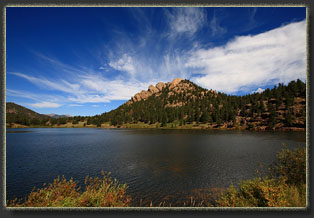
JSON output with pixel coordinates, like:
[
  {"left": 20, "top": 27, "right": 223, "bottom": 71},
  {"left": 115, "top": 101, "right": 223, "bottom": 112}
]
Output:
[
  {"left": 214, "top": 146, "right": 306, "bottom": 207},
  {"left": 7, "top": 171, "right": 131, "bottom": 207},
  {"left": 270, "top": 146, "right": 306, "bottom": 185},
  {"left": 72, "top": 120, "right": 79, "bottom": 125},
  {"left": 214, "top": 178, "right": 305, "bottom": 207}
]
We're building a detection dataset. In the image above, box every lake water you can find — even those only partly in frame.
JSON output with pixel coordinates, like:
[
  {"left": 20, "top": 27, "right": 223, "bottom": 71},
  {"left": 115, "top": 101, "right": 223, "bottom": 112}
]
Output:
[{"left": 6, "top": 128, "right": 306, "bottom": 206}]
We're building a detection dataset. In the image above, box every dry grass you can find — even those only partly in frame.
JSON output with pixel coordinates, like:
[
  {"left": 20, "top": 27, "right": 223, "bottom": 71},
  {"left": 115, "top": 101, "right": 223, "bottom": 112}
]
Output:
[{"left": 7, "top": 171, "right": 131, "bottom": 207}]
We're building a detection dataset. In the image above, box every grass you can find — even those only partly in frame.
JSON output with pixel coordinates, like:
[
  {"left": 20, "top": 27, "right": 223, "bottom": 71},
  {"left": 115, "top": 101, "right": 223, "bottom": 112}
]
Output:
[
  {"left": 7, "top": 146, "right": 306, "bottom": 207},
  {"left": 7, "top": 171, "right": 131, "bottom": 207},
  {"left": 213, "top": 146, "right": 306, "bottom": 207}
]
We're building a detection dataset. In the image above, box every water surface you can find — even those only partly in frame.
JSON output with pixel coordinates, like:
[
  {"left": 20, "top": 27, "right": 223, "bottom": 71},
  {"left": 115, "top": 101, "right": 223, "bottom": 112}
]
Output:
[{"left": 6, "top": 128, "right": 306, "bottom": 206}]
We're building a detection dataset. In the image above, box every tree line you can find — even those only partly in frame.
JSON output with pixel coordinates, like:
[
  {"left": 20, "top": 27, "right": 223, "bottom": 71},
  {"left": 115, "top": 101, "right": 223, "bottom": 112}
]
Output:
[
  {"left": 100, "top": 79, "right": 306, "bottom": 129},
  {"left": 6, "top": 79, "right": 306, "bottom": 129}
]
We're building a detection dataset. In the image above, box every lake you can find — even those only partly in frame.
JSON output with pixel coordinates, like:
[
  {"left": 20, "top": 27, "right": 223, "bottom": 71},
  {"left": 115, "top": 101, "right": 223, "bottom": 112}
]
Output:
[{"left": 6, "top": 128, "right": 306, "bottom": 206}]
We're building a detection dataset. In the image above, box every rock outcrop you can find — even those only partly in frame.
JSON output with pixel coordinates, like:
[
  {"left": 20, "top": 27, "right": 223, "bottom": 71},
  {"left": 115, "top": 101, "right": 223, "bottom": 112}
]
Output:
[
  {"left": 148, "top": 85, "right": 159, "bottom": 94},
  {"left": 156, "top": 82, "right": 166, "bottom": 91},
  {"left": 169, "top": 78, "right": 183, "bottom": 89},
  {"left": 128, "top": 78, "right": 184, "bottom": 104}
]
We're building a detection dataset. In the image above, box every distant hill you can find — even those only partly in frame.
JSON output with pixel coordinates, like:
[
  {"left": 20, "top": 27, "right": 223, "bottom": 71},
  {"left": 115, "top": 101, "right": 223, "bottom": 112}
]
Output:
[
  {"left": 6, "top": 102, "right": 74, "bottom": 127},
  {"left": 99, "top": 78, "right": 306, "bottom": 131},
  {"left": 6, "top": 102, "right": 52, "bottom": 126},
  {"left": 6, "top": 102, "right": 50, "bottom": 119},
  {"left": 46, "top": 113, "right": 72, "bottom": 119}
]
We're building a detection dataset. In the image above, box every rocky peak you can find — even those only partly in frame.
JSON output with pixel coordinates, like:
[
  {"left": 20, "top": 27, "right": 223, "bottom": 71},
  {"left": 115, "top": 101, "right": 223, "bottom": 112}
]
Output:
[
  {"left": 128, "top": 78, "right": 185, "bottom": 104},
  {"left": 148, "top": 85, "right": 159, "bottom": 94},
  {"left": 169, "top": 78, "right": 183, "bottom": 89},
  {"left": 156, "top": 82, "right": 166, "bottom": 91}
]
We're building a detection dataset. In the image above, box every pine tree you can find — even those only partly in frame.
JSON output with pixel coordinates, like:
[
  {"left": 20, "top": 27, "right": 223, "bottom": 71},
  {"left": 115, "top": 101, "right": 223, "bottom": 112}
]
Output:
[
  {"left": 285, "top": 110, "right": 295, "bottom": 127},
  {"left": 200, "top": 111, "right": 210, "bottom": 123}
]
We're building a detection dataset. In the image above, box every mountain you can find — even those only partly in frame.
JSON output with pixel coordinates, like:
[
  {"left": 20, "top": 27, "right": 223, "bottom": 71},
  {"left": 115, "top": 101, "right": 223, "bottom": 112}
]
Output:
[
  {"left": 46, "top": 113, "right": 72, "bottom": 119},
  {"left": 100, "top": 78, "right": 306, "bottom": 131},
  {"left": 6, "top": 102, "right": 51, "bottom": 126},
  {"left": 6, "top": 78, "right": 306, "bottom": 131},
  {"left": 6, "top": 102, "right": 50, "bottom": 120}
]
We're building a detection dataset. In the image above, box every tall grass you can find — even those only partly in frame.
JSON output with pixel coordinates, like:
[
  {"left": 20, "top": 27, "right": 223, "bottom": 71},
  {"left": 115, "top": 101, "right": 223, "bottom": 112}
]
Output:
[
  {"left": 7, "top": 171, "right": 131, "bottom": 207},
  {"left": 213, "top": 146, "right": 306, "bottom": 207}
]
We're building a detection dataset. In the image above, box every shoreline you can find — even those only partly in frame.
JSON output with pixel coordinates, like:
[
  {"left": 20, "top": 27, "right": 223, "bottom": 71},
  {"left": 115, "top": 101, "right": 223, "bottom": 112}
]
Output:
[{"left": 6, "top": 123, "right": 305, "bottom": 132}]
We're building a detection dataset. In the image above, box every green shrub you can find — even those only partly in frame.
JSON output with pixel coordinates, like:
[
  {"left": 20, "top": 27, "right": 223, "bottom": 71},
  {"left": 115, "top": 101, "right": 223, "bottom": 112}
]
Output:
[
  {"left": 7, "top": 171, "right": 131, "bottom": 207},
  {"left": 214, "top": 146, "right": 306, "bottom": 207},
  {"left": 270, "top": 146, "right": 306, "bottom": 185}
]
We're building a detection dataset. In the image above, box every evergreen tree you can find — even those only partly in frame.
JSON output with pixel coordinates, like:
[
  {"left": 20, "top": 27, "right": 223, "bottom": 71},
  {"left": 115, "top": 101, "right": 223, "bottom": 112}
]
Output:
[
  {"left": 285, "top": 110, "right": 295, "bottom": 127},
  {"left": 200, "top": 111, "right": 210, "bottom": 123}
]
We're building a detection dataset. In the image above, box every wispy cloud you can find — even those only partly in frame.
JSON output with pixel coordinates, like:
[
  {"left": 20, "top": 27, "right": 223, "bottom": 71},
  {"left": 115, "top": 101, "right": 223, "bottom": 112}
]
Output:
[
  {"left": 8, "top": 14, "right": 306, "bottom": 110},
  {"left": 6, "top": 88, "right": 64, "bottom": 102},
  {"left": 8, "top": 72, "right": 82, "bottom": 94},
  {"left": 246, "top": 7, "right": 258, "bottom": 31},
  {"left": 9, "top": 70, "right": 152, "bottom": 105},
  {"left": 68, "top": 104, "right": 83, "bottom": 107},
  {"left": 29, "top": 101, "right": 62, "bottom": 108},
  {"left": 186, "top": 20, "right": 306, "bottom": 93},
  {"left": 108, "top": 54, "right": 136, "bottom": 77},
  {"left": 33, "top": 52, "right": 86, "bottom": 75},
  {"left": 210, "top": 11, "right": 226, "bottom": 36},
  {"left": 166, "top": 8, "right": 206, "bottom": 38},
  {"left": 76, "top": 74, "right": 151, "bottom": 102}
]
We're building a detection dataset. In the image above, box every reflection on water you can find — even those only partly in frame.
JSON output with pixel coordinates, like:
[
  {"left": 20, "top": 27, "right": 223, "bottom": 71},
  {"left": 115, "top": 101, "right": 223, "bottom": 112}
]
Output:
[
  {"left": 6, "top": 130, "right": 34, "bottom": 133},
  {"left": 6, "top": 128, "right": 306, "bottom": 206}
]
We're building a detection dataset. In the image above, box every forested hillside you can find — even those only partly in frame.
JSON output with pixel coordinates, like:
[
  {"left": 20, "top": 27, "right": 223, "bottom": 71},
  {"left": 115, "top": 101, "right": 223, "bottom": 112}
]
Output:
[
  {"left": 6, "top": 79, "right": 306, "bottom": 131},
  {"left": 98, "top": 78, "right": 306, "bottom": 130},
  {"left": 6, "top": 102, "right": 71, "bottom": 127}
]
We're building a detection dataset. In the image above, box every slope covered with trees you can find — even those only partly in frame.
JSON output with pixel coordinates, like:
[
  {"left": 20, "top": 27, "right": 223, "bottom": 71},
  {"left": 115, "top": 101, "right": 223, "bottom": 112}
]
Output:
[
  {"left": 6, "top": 102, "right": 51, "bottom": 127},
  {"left": 99, "top": 79, "right": 306, "bottom": 131},
  {"left": 6, "top": 79, "right": 306, "bottom": 131},
  {"left": 6, "top": 102, "right": 73, "bottom": 127}
]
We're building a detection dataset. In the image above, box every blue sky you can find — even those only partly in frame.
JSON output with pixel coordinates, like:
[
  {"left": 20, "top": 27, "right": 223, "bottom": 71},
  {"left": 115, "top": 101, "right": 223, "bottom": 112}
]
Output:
[{"left": 6, "top": 7, "right": 306, "bottom": 116}]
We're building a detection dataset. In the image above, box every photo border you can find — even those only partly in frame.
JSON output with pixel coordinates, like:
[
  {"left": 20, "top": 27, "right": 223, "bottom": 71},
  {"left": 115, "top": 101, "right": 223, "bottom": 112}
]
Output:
[{"left": 0, "top": 0, "right": 312, "bottom": 216}]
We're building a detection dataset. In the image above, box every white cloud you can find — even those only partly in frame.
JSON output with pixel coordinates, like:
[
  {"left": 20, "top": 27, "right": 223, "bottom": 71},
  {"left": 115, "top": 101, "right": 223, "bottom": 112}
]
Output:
[
  {"left": 6, "top": 88, "right": 65, "bottom": 102},
  {"left": 68, "top": 94, "right": 111, "bottom": 104},
  {"left": 30, "top": 101, "right": 62, "bottom": 108},
  {"left": 9, "top": 72, "right": 82, "bottom": 94},
  {"left": 253, "top": 88, "right": 265, "bottom": 94},
  {"left": 166, "top": 8, "right": 206, "bottom": 37},
  {"left": 186, "top": 20, "right": 306, "bottom": 93},
  {"left": 9, "top": 69, "right": 153, "bottom": 105},
  {"left": 69, "top": 104, "right": 83, "bottom": 107},
  {"left": 108, "top": 54, "right": 136, "bottom": 77},
  {"left": 8, "top": 19, "right": 306, "bottom": 110},
  {"left": 76, "top": 74, "right": 152, "bottom": 103}
]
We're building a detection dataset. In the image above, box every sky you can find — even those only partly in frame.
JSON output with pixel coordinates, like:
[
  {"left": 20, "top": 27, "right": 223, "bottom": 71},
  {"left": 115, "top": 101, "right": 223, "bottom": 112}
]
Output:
[{"left": 6, "top": 7, "right": 307, "bottom": 116}]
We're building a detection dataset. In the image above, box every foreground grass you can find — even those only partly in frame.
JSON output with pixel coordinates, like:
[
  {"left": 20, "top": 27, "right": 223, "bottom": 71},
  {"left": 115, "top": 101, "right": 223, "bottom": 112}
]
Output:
[
  {"left": 213, "top": 146, "right": 306, "bottom": 207},
  {"left": 7, "top": 146, "right": 306, "bottom": 207},
  {"left": 7, "top": 171, "right": 131, "bottom": 207}
]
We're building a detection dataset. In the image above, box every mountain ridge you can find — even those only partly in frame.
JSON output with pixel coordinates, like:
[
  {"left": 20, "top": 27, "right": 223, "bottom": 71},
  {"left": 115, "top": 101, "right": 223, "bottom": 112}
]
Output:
[
  {"left": 6, "top": 78, "right": 306, "bottom": 131},
  {"left": 100, "top": 78, "right": 306, "bottom": 131},
  {"left": 126, "top": 78, "right": 218, "bottom": 105},
  {"left": 46, "top": 113, "right": 72, "bottom": 118}
]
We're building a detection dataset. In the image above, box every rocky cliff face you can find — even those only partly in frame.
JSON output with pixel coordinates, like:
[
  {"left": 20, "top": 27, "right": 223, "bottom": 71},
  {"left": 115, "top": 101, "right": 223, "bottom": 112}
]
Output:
[
  {"left": 128, "top": 78, "right": 184, "bottom": 104},
  {"left": 128, "top": 78, "right": 217, "bottom": 105}
]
